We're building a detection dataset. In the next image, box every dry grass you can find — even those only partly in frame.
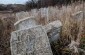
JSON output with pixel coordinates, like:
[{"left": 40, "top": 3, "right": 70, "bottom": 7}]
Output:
[
  {"left": 24, "top": 2, "right": 85, "bottom": 40},
  {"left": 22, "top": 2, "right": 85, "bottom": 55},
  {"left": 0, "top": 13, "right": 15, "bottom": 55}
]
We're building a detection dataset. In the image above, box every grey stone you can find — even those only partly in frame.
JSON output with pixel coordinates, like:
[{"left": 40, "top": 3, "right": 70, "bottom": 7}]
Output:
[
  {"left": 10, "top": 25, "right": 53, "bottom": 55},
  {"left": 44, "top": 20, "right": 62, "bottom": 42}
]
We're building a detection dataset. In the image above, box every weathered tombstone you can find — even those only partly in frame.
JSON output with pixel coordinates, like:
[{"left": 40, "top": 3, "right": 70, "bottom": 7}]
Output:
[
  {"left": 44, "top": 20, "right": 62, "bottom": 43},
  {"left": 10, "top": 17, "right": 53, "bottom": 55},
  {"left": 44, "top": 20, "right": 62, "bottom": 55},
  {"left": 72, "top": 11, "right": 83, "bottom": 21},
  {"left": 14, "top": 17, "right": 38, "bottom": 30}
]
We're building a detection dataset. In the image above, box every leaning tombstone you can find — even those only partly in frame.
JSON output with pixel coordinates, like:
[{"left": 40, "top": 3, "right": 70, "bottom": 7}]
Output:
[
  {"left": 10, "top": 17, "right": 53, "bottom": 55},
  {"left": 44, "top": 20, "right": 62, "bottom": 54},
  {"left": 44, "top": 20, "right": 62, "bottom": 43},
  {"left": 44, "top": 20, "right": 62, "bottom": 53}
]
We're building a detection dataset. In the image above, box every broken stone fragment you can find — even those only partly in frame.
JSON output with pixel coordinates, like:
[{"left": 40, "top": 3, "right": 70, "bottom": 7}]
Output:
[
  {"left": 44, "top": 20, "right": 62, "bottom": 42},
  {"left": 14, "top": 17, "right": 38, "bottom": 30}
]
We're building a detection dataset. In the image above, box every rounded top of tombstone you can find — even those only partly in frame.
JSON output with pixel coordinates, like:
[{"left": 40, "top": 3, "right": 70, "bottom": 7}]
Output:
[
  {"left": 14, "top": 16, "right": 35, "bottom": 26},
  {"left": 44, "top": 20, "right": 62, "bottom": 32},
  {"left": 72, "top": 11, "right": 83, "bottom": 16}
]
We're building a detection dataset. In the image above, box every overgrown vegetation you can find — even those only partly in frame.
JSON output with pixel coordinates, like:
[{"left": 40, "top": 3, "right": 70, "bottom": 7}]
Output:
[
  {"left": 25, "top": 2, "right": 85, "bottom": 55},
  {"left": 0, "top": 16, "right": 15, "bottom": 55},
  {"left": 0, "top": 0, "right": 85, "bottom": 55}
]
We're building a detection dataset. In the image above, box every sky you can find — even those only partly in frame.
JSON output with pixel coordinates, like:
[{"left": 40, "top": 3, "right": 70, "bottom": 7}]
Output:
[{"left": 0, "top": 0, "right": 31, "bottom": 4}]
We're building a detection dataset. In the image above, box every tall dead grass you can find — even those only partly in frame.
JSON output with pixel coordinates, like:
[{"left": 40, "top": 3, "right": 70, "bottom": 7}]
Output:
[
  {"left": 24, "top": 2, "right": 84, "bottom": 41},
  {"left": 0, "top": 16, "right": 15, "bottom": 55},
  {"left": 20, "top": 2, "right": 85, "bottom": 55}
]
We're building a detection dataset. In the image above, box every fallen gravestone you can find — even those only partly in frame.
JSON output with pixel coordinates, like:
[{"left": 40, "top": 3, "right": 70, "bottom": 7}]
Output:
[
  {"left": 10, "top": 17, "right": 53, "bottom": 55},
  {"left": 44, "top": 20, "right": 62, "bottom": 43}
]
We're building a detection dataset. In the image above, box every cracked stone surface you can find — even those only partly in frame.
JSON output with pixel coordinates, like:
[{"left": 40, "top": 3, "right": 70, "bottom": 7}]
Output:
[{"left": 10, "top": 26, "right": 53, "bottom": 55}]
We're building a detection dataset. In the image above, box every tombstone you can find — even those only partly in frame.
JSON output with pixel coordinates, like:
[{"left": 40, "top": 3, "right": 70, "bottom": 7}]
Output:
[
  {"left": 14, "top": 17, "right": 38, "bottom": 30},
  {"left": 72, "top": 11, "right": 83, "bottom": 21},
  {"left": 44, "top": 20, "right": 62, "bottom": 43},
  {"left": 10, "top": 17, "right": 53, "bottom": 55}
]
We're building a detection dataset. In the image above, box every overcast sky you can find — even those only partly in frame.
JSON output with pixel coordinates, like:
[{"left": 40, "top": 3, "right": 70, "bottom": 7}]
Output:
[{"left": 0, "top": 0, "right": 31, "bottom": 4}]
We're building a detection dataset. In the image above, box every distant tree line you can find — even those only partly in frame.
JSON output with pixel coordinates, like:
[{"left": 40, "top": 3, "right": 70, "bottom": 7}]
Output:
[
  {"left": 0, "top": 4, "right": 26, "bottom": 12},
  {"left": 0, "top": 5, "right": 8, "bottom": 11},
  {"left": 25, "top": 0, "right": 84, "bottom": 10},
  {"left": 0, "top": 0, "right": 84, "bottom": 12}
]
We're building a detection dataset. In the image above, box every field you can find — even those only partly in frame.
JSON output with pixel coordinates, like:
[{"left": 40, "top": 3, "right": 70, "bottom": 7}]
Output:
[{"left": 0, "top": 2, "right": 85, "bottom": 55}]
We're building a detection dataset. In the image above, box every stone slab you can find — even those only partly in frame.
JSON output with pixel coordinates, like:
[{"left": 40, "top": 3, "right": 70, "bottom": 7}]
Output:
[{"left": 10, "top": 25, "right": 53, "bottom": 55}]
